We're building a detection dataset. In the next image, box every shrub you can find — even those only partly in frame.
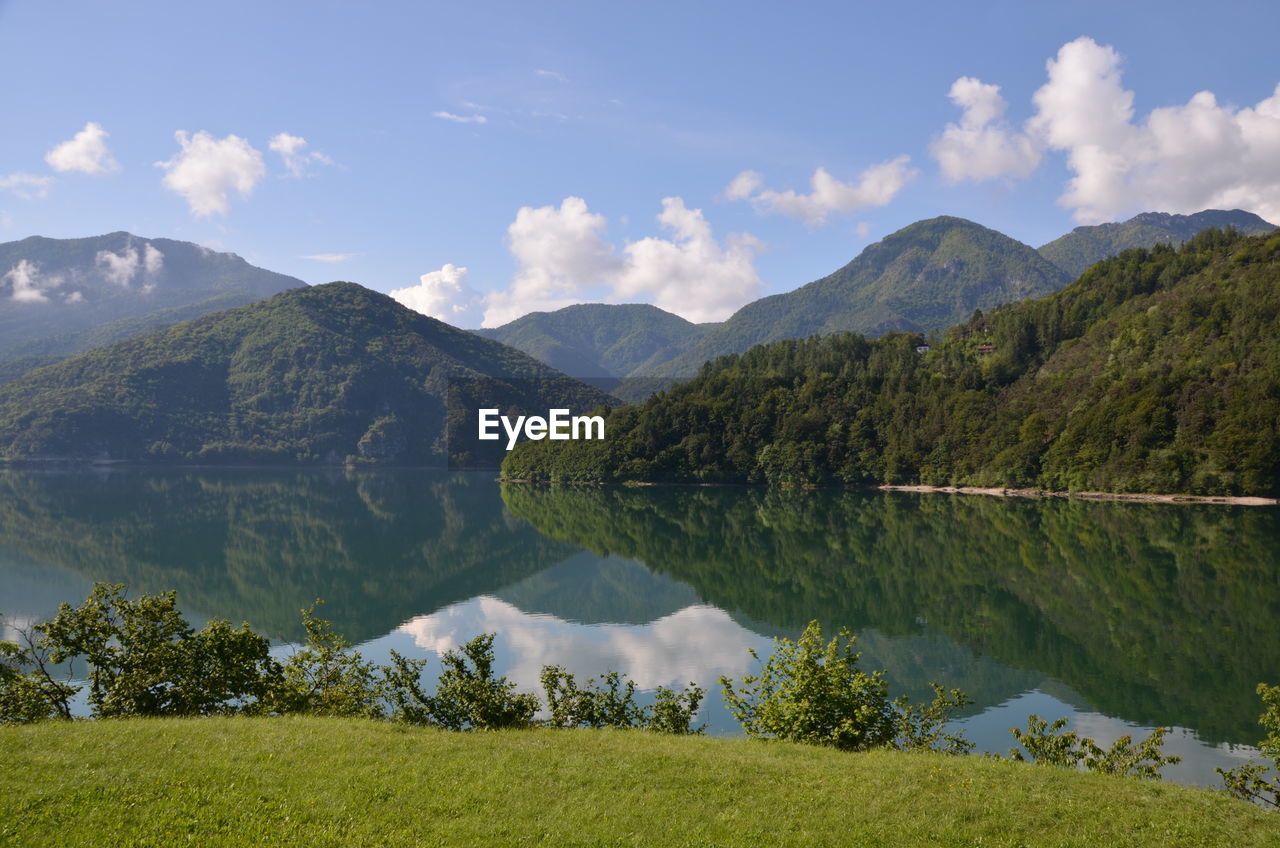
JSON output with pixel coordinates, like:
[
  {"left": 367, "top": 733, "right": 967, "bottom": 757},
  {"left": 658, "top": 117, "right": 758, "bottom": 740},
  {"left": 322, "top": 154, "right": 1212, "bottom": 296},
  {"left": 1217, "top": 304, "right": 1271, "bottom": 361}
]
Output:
[
  {"left": 272, "top": 603, "right": 385, "bottom": 719},
  {"left": 541, "top": 666, "right": 704, "bottom": 734},
  {"left": 720, "top": 621, "right": 899, "bottom": 751},
  {"left": 35, "top": 584, "right": 280, "bottom": 718},
  {"left": 426, "top": 634, "right": 539, "bottom": 731},
  {"left": 1009, "top": 714, "right": 1181, "bottom": 779},
  {"left": 1218, "top": 683, "right": 1280, "bottom": 809}
]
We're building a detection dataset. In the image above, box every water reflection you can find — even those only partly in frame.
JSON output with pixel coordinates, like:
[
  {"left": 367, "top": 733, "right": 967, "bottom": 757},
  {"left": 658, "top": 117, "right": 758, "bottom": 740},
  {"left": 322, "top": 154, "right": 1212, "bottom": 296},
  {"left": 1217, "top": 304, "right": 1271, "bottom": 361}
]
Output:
[{"left": 0, "top": 469, "right": 1275, "bottom": 787}]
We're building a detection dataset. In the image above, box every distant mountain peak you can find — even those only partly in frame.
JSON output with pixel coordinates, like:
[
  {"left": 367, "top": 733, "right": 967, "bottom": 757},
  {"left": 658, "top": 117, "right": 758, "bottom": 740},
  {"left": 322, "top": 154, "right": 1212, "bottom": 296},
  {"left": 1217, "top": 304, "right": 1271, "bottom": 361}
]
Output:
[
  {"left": 0, "top": 232, "right": 305, "bottom": 382},
  {"left": 1038, "top": 209, "right": 1277, "bottom": 279}
]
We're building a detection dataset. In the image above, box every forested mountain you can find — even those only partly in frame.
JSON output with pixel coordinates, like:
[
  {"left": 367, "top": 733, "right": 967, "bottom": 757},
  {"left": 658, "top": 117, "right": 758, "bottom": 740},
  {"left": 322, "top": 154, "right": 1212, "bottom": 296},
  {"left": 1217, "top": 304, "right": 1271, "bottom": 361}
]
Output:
[
  {"left": 0, "top": 233, "right": 304, "bottom": 381},
  {"left": 504, "top": 229, "right": 1280, "bottom": 496},
  {"left": 1037, "top": 209, "right": 1276, "bottom": 280},
  {"left": 0, "top": 282, "right": 614, "bottom": 467},
  {"left": 475, "top": 303, "right": 714, "bottom": 392},
  {"left": 633, "top": 217, "right": 1070, "bottom": 388}
]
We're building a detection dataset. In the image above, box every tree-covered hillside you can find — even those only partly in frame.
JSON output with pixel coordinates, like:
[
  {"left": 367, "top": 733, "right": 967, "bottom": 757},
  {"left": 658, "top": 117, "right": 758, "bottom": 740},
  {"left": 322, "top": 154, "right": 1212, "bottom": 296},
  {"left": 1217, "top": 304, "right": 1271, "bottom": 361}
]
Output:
[
  {"left": 1037, "top": 210, "right": 1276, "bottom": 280},
  {"left": 0, "top": 233, "right": 304, "bottom": 380},
  {"left": 0, "top": 282, "right": 614, "bottom": 466},
  {"left": 475, "top": 303, "right": 714, "bottom": 394},
  {"left": 634, "top": 217, "right": 1069, "bottom": 389},
  {"left": 504, "top": 229, "right": 1280, "bottom": 496}
]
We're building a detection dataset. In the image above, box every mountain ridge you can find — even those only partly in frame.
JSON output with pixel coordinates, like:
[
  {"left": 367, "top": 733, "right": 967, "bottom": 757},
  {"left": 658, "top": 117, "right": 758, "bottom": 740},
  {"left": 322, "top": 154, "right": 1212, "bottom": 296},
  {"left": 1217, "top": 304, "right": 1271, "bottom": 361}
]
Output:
[
  {"left": 0, "top": 281, "right": 615, "bottom": 467},
  {"left": 1036, "top": 209, "right": 1276, "bottom": 279},
  {"left": 0, "top": 232, "right": 304, "bottom": 381}
]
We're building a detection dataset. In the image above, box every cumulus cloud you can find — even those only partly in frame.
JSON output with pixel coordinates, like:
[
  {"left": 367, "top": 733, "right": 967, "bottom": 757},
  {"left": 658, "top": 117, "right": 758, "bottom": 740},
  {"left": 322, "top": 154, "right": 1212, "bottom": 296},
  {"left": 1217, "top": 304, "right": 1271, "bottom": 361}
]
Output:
[
  {"left": 93, "top": 242, "right": 164, "bottom": 289},
  {"left": 389, "top": 264, "right": 482, "bottom": 327},
  {"left": 155, "top": 130, "right": 266, "bottom": 216},
  {"left": 615, "top": 198, "right": 763, "bottom": 323},
  {"left": 482, "top": 196, "right": 624, "bottom": 325},
  {"left": 727, "top": 156, "right": 919, "bottom": 225},
  {"left": 535, "top": 69, "right": 569, "bottom": 83},
  {"left": 722, "top": 170, "right": 763, "bottom": 201},
  {"left": 473, "top": 196, "right": 762, "bottom": 327},
  {"left": 268, "top": 132, "right": 333, "bottom": 177},
  {"left": 144, "top": 243, "right": 164, "bottom": 275},
  {"left": 935, "top": 37, "right": 1280, "bottom": 223},
  {"left": 931, "top": 77, "right": 1041, "bottom": 182},
  {"left": 433, "top": 111, "right": 487, "bottom": 125},
  {"left": 3, "top": 260, "right": 62, "bottom": 303},
  {"left": 0, "top": 173, "right": 53, "bottom": 200},
  {"left": 1033, "top": 38, "right": 1280, "bottom": 223},
  {"left": 95, "top": 246, "right": 140, "bottom": 286},
  {"left": 44, "top": 122, "right": 119, "bottom": 175},
  {"left": 392, "top": 197, "right": 765, "bottom": 328}
]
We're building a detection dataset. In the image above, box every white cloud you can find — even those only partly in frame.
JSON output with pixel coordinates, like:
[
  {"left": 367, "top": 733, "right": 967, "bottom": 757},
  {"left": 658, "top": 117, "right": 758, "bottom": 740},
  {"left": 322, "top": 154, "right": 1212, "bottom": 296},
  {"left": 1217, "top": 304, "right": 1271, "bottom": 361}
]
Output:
[
  {"left": 482, "top": 196, "right": 623, "bottom": 325},
  {"left": 614, "top": 197, "right": 763, "bottom": 323},
  {"left": 155, "top": 130, "right": 266, "bottom": 216},
  {"left": 300, "top": 252, "right": 358, "bottom": 263},
  {"left": 391, "top": 197, "right": 767, "bottom": 329},
  {"left": 433, "top": 111, "right": 488, "bottom": 125},
  {"left": 95, "top": 246, "right": 140, "bottom": 286},
  {"left": 44, "top": 122, "right": 119, "bottom": 175},
  {"left": 143, "top": 243, "right": 164, "bottom": 275},
  {"left": 268, "top": 132, "right": 333, "bottom": 178},
  {"left": 93, "top": 242, "right": 163, "bottom": 289},
  {"left": 931, "top": 77, "right": 1041, "bottom": 182},
  {"left": 722, "top": 170, "right": 762, "bottom": 201},
  {"left": 937, "top": 37, "right": 1280, "bottom": 224},
  {"left": 64, "top": 291, "right": 84, "bottom": 305},
  {"left": 535, "top": 69, "right": 569, "bottom": 83},
  {"left": 728, "top": 156, "right": 919, "bottom": 225},
  {"left": 389, "top": 264, "right": 482, "bottom": 327},
  {"left": 0, "top": 173, "right": 54, "bottom": 200},
  {"left": 3, "top": 260, "right": 62, "bottom": 303}
]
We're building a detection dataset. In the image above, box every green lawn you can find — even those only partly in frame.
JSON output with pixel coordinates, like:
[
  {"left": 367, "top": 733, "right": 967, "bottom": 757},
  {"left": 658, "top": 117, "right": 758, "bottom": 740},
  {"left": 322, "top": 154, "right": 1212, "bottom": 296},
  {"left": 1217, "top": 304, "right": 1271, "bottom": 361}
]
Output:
[{"left": 1, "top": 717, "right": 1275, "bottom": 847}]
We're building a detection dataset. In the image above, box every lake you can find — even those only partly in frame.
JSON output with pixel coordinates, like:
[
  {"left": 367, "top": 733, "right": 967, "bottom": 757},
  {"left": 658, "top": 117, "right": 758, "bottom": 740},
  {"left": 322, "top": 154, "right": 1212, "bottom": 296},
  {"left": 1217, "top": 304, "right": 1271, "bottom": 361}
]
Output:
[{"left": 1, "top": 468, "right": 1275, "bottom": 786}]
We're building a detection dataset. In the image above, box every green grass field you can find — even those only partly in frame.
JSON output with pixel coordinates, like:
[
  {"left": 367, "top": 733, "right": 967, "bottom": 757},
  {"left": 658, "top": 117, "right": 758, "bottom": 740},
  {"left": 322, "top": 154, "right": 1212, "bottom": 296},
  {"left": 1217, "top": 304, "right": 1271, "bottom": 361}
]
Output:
[{"left": 2, "top": 717, "right": 1275, "bottom": 847}]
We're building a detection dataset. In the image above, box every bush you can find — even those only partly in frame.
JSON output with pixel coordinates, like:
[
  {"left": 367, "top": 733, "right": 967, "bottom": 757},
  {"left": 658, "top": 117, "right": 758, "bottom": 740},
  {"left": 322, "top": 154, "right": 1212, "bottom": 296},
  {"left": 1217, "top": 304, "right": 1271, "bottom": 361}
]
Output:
[
  {"left": 720, "top": 621, "right": 900, "bottom": 751},
  {"left": 1218, "top": 683, "right": 1280, "bottom": 809},
  {"left": 1009, "top": 714, "right": 1181, "bottom": 779},
  {"left": 542, "top": 666, "right": 704, "bottom": 734},
  {"left": 34, "top": 584, "right": 280, "bottom": 718},
  {"left": 425, "top": 634, "right": 538, "bottom": 730},
  {"left": 272, "top": 603, "right": 385, "bottom": 719}
]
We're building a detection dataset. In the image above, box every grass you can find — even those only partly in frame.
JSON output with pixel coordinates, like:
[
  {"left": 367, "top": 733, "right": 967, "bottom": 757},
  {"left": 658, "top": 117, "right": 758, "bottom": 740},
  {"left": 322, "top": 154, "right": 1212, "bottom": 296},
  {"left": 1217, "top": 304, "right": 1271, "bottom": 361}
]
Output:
[{"left": 1, "top": 717, "right": 1276, "bottom": 847}]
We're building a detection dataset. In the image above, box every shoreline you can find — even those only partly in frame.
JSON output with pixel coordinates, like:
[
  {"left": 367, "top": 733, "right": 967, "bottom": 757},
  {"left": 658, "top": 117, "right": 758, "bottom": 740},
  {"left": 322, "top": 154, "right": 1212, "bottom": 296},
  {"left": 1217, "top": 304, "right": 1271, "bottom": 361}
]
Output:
[{"left": 878, "top": 484, "right": 1278, "bottom": 506}]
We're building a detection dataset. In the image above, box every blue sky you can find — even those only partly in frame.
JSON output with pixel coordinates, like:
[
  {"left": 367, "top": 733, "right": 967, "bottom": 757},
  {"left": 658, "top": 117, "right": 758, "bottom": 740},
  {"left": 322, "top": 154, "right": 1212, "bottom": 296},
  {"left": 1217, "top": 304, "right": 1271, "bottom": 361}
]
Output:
[{"left": 2, "top": 0, "right": 1278, "bottom": 327}]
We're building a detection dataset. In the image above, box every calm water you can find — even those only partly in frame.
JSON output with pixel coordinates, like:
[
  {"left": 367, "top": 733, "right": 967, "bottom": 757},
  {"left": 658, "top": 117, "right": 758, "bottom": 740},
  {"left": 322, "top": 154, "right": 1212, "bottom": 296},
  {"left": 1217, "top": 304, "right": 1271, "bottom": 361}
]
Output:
[{"left": 2, "top": 468, "right": 1276, "bottom": 786}]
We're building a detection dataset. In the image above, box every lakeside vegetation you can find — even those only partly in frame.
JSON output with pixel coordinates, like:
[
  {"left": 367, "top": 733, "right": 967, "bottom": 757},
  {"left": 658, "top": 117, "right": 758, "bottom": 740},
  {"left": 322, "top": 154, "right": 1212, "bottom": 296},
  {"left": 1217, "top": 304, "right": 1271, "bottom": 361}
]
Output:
[
  {"left": 6, "top": 584, "right": 1279, "bottom": 799},
  {"left": 505, "top": 229, "right": 1280, "bottom": 496}
]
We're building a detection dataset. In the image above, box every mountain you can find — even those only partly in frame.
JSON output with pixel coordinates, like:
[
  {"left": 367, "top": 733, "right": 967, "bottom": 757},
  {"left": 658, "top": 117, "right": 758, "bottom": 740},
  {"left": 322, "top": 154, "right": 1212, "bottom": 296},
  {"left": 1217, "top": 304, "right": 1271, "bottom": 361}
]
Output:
[
  {"left": 504, "top": 228, "right": 1280, "bottom": 496},
  {"left": 0, "top": 232, "right": 303, "bottom": 381},
  {"left": 1037, "top": 209, "right": 1276, "bottom": 280},
  {"left": 633, "top": 217, "right": 1070, "bottom": 390},
  {"left": 0, "top": 281, "right": 615, "bottom": 466},
  {"left": 475, "top": 303, "right": 715, "bottom": 395}
]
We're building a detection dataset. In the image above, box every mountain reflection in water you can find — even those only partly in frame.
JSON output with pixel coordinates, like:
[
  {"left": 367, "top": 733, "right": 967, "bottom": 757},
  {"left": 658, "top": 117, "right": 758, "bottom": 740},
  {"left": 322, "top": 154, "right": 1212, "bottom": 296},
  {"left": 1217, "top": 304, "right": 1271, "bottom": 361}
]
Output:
[{"left": 0, "top": 468, "right": 1275, "bottom": 786}]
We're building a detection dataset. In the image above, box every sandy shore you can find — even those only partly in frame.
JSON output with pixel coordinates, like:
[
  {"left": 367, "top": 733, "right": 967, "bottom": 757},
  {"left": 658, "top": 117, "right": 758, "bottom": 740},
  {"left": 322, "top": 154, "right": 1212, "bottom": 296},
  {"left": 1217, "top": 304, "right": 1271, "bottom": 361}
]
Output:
[{"left": 878, "top": 484, "right": 1277, "bottom": 506}]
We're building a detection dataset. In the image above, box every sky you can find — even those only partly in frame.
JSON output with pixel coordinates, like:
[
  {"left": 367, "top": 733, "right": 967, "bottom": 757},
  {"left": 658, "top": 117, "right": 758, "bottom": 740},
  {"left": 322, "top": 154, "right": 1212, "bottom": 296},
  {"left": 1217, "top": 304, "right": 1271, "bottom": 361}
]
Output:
[{"left": 1, "top": 0, "right": 1278, "bottom": 328}]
